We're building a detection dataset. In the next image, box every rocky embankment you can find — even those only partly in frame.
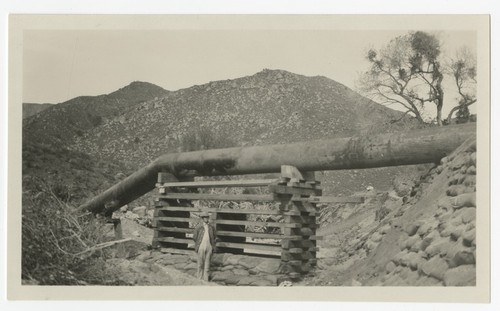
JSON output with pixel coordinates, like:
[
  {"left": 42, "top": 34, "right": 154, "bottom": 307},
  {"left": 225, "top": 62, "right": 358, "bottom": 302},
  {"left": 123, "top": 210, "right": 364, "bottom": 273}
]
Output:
[{"left": 311, "top": 137, "right": 477, "bottom": 286}]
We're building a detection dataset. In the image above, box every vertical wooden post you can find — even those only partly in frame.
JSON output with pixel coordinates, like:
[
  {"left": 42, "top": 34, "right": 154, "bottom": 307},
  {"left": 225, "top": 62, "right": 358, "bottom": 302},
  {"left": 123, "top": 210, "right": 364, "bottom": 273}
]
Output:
[
  {"left": 277, "top": 165, "right": 319, "bottom": 279},
  {"left": 153, "top": 172, "right": 193, "bottom": 251}
]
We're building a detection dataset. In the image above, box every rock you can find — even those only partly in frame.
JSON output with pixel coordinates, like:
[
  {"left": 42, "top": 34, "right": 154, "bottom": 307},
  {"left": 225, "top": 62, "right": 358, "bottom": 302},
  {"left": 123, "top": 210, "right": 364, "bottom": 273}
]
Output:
[
  {"left": 378, "top": 224, "right": 392, "bottom": 235},
  {"left": 425, "top": 238, "right": 452, "bottom": 258},
  {"left": 417, "top": 220, "right": 438, "bottom": 237},
  {"left": 119, "top": 205, "right": 128, "bottom": 212},
  {"left": 443, "top": 265, "right": 476, "bottom": 286},
  {"left": 224, "top": 275, "right": 243, "bottom": 285},
  {"left": 415, "top": 275, "right": 442, "bottom": 286},
  {"left": 462, "top": 229, "right": 475, "bottom": 246},
  {"left": 452, "top": 193, "right": 476, "bottom": 209},
  {"left": 461, "top": 208, "right": 476, "bottom": 223},
  {"left": 408, "top": 252, "right": 425, "bottom": 271},
  {"left": 420, "top": 237, "right": 433, "bottom": 252},
  {"left": 237, "top": 276, "right": 258, "bottom": 286},
  {"left": 255, "top": 259, "right": 281, "bottom": 274},
  {"left": 450, "top": 225, "right": 466, "bottom": 241},
  {"left": 211, "top": 270, "right": 234, "bottom": 282},
  {"left": 132, "top": 230, "right": 140, "bottom": 237},
  {"left": 371, "top": 232, "right": 383, "bottom": 242},
  {"left": 211, "top": 254, "right": 225, "bottom": 266},
  {"left": 393, "top": 250, "right": 408, "bottom": 265},
  {"left": 466, "top": 165, "right": 476, "bottom": 175},
  {"left": 125, "top": 211, "right": 139, "bottom": 220},
  {"left": 220, "top": 265, "right": 234, "bottom": 271},
  {"left": 233, "top": 268, "right": 250, "bottom": 276},
  {"left": 237, "top": 256, "right": 262, "bottom": 269},
  {"left": 407, "top": 235, "right": 422, "bottom": 252},
  {"left": 404, "top": 223, "right": 420, "bottom": 236},
  {"left": 263, "top": 274, "right": 279, "bottom": 285},
  {"left": 463, "top": 175, "right": 476, "bottom": 187},
  {"left": 132, "top": 206, "right": 147, "bottom": 217},
  {"left": 184, "top": 262, "right": 198, "bottom": 270},
  {"left": 224, "top": 254, "right": 246, "bottom": 266},
  {"left": 420, "top": 256, "right": 449, "bottom": 281},
  {"left": 446, "top": 185, "right": 466, "bottom": 197},
  {"left": 449, "top": 250, "right": 475, "bottom": 268},
  {"left": 385, "top": 261, "right": 396, "bottom": 273}
]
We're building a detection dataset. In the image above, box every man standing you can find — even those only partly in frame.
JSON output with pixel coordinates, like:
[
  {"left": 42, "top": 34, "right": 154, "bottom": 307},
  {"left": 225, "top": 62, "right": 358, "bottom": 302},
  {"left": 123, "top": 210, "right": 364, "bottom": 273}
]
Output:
[{"left": 193, "top": 211, "right": 216, "bottom": 281}]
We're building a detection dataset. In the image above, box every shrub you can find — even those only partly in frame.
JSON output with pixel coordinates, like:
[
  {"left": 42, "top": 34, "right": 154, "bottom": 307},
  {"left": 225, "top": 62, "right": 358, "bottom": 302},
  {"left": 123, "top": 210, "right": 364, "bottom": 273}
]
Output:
[{"left": 22, "top": 182, "right": 124, "bottom": 285}]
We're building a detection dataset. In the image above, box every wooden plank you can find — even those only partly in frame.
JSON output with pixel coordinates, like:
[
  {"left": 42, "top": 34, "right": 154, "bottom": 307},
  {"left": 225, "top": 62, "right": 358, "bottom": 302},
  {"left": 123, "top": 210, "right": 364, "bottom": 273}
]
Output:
[
  {"left": 216, "top": 241, "right": 282, "bottom": 253},
  {"left": 213, "top": 219, "right": 301, "bottom": 228},
  {"left": 156, "top": 206, "right": 304, "bottom": 216},
  {"left": 269, "top": 184, "right": 320, "bottom": 196},
  {"left": 157, "top": 193, "right": 275, "bottom": 202},
  {"left": 156, "top": 217, "right": 196, "bottom": 223},
  {"left": 215, "top": 230, "right": 303, "bottom": 240},
  {"left": 156, "top": 227, "right": 194, "bottom": 234},
  {"left": 158, "top": 179, "right": 277, "bottom": 188},
  {"left": 298, "top": 196, "right": 365, "bottom": 204},
  {"left": 160, "top": 248, "right": 195, "bottom": 255},
  {"left": 157, "top": 237, "right": 194, "bottom": 244},
  {"left": 217, "top": 230, "right": 281, "bottom": 240}
]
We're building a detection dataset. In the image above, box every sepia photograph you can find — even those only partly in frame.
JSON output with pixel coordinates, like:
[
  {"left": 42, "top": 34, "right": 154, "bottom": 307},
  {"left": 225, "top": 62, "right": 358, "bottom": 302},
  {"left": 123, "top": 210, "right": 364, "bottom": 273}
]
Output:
[{"left": 6, "top": 14, "right": 492, "bottom": 303}]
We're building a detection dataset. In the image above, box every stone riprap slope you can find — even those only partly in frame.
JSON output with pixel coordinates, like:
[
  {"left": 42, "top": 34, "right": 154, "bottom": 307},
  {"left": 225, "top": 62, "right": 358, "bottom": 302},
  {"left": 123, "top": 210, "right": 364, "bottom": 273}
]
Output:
[
  {"left": 310, "top": 136, "right": 477, "bottom": 286},
  {"left": 136, "top": 251, "right": 282, "bottom": 286}
]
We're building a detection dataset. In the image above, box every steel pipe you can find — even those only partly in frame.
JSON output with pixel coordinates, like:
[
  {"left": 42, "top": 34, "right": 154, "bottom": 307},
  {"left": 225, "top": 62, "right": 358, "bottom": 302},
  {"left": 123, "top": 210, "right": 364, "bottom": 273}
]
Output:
[{"left": 79, "top": 123, "right": 475, "bottom": 214}]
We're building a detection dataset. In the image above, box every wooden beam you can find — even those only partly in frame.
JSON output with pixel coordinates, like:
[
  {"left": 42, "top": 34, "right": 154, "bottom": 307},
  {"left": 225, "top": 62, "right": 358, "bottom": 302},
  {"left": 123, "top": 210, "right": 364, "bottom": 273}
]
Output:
[
  {"left": 295, "top": 196, "right": 365, "bottom": 204},
  {"left": 158, "top": 179, "right": 277, "bottom": 188},
  {"left": 156, "top": 227, "right": 193, "bottom": 234},
  {"left": 269, "top": 184, "right": 320, "bottom": 196},
  {"left": 156, "top": 216, "right": 195, "bottom": 223},
  {"left": 157, "top": 193, "right": 275, "bottom": 202},
  {"left": 157, "top": 237, "right": 194, "bottom": 244},
  {"left": 156, "top": 206, "right": 313, "bottom": 216},
  {"left": 216, "top": 241, "right": 282, "bottom": 253},
  {"left": 216, "top": 230, "right": 302, "bottom": 240},
  {"left": 213, "top": 219, "right": 302, "bottom": 228},
  {"left": 160, "top": 248, "right": 195, "bottom": 255}
]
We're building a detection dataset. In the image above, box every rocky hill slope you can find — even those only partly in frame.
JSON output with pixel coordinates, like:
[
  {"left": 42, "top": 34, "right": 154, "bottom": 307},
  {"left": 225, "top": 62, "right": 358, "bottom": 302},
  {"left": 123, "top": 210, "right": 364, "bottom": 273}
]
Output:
[
  {"left": 71, "top": 69, "right": 415, "bottom": 166},
  {"left": 23, "top": 103, "right": 54, "bottom": 119},
  {"left": 23, "top": 81, "right": 169, "bottom": 146}
]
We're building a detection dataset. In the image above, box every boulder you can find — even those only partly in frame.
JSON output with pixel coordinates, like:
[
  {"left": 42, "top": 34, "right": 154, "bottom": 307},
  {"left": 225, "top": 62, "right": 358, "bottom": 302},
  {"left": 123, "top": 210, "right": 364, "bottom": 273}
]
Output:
[
  {"left": 462, "top": 229, "right": 475, "bottom": 246},
  {"left": 449, "top": 250, "right": 476, "bottom": 268},
  {"left": 237, "top": 256, "right": 263, "bottom": 269},
  {"left": 385, "top": 261, "right": 396, "bottom": 273},
  {"left": 132, "top": 206, "right": 147, "bottom": 217},
  {"left": 233, "top": 268, "right": 250, "bottom": 276},
  {"left": 404, "top": 223, "right": 420, "bottom": 236},
  {"left": 443, "top": 265, "right": 476, "bottom": 286},
  {"left": 420, "top": 256, "right": 449, "bottom": 281},
  {"left": 461, "top": 208, "right": 476, "bottom": 223},
  {"left": 255, "top": 259, "right": 281, "bottom": 274},
  {"left": 211, "top": 270, "right": 234, "bottom": 282}
]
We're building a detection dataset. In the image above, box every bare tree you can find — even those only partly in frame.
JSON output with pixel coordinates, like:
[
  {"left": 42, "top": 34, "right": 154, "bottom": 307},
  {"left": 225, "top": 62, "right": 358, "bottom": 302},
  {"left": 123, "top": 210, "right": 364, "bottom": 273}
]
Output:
[
  {"left": 446, "top": 46, "right": 477, "bottom": 124},
  {"left": 358, "top": 31, "right": 445, "bottom": 125}
]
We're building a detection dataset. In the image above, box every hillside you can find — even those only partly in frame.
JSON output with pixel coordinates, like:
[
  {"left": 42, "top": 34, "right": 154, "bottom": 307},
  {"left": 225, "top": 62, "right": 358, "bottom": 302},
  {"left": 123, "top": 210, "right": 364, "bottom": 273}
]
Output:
[
  {"left": 22, "top": 103, "right": 54, "bottom": 119},
  {"left": 72, "top": 69, "right": 415, "bottom": 165},
  {"left": 22, "top": 81, "right": 169, "bottom": 147}
]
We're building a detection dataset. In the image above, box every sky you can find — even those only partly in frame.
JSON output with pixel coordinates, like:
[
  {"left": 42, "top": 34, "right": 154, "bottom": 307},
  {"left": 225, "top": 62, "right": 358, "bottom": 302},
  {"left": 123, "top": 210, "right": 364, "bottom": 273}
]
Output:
[{"left": 23, "top": 29, "right": 476, "bottom": 116}]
